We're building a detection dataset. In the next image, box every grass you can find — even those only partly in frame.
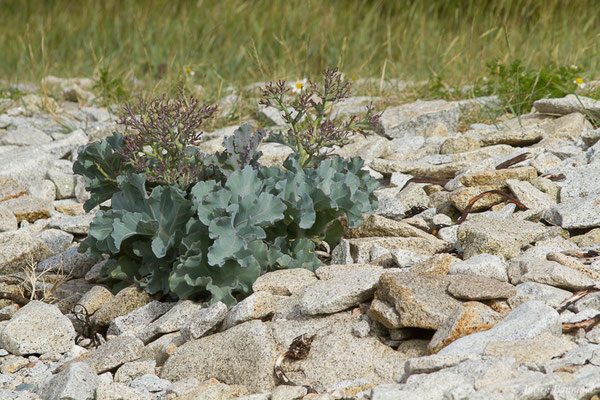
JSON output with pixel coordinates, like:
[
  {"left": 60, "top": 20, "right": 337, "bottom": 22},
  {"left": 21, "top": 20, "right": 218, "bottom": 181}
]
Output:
[{"left": 1, "top": 0, "right": 599, "bottom": 99}]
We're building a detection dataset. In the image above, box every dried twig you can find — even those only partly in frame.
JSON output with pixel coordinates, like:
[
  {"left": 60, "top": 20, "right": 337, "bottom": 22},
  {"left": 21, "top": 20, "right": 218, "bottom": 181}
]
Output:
[
  {"left": 495, "top": 152, "right": 531, "bottom": 170},
  {"left": 0, "top": 292, "right": 30, "bottom": 307},
  {"left": 540, "top": 173, "right": 566, "bottom": 182},
  {"left": 399, "top": 177, "right": 450, "bottom": 192},
  {"left": 554, "top": 286, "right": 600, "bottom": 313},
  {"left": 562, "top": 315, "right": 600, "bottom": 333},
  {"left": 274, "top": 334, "right": 317, "bottom": 393},
  {"left": 456, "top": 190, "right": 528, "bottom": 224}
]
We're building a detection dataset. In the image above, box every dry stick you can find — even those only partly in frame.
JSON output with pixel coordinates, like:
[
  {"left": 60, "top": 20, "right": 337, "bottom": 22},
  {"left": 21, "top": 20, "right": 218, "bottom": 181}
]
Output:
[
  {"left": 0, "top": 292, "right": 30, "bottom": 307},
  {"left": 540, "top": 173, "right": 566, "bottom": 182},
  {"left": 495, "top": 152, "right": 531, "bottom": 170},
  {"left": 562, "top": 315, "right": 600, "bottom": 333},
  {"left": 399, "top": 176, "right": 450, "bottom": 192},
  {"left": 554, "top": 286, "right": 600, "bottom": 314},
  {"left": 456, "top": 190, "right": 528, "bottom": 225}
]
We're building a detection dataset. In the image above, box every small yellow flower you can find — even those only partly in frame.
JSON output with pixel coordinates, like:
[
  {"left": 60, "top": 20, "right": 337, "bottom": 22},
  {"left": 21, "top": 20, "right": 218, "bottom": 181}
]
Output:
[
  {"left": 574, "top": 77, "right": 586, "bottom": 89},
  {"left": 291, "top": 79, "right": 307, "bottom": 94},
  {"left": 186, "top": 68, "right": 195, "bottom": 77}
]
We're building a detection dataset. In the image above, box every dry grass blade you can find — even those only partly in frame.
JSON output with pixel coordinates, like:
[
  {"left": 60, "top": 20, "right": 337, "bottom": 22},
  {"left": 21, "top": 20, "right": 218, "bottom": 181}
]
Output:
[
  {"left": 495, "top": 152, "right": 531, "bottom": 170},
  {"left": 456, "top": 190, "right": 528, "bottom": 224}
]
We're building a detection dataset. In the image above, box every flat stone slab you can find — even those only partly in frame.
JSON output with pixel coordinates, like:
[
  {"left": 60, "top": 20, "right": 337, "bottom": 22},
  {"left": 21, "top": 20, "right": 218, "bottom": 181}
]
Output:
[
  {"left": 376, "top": 271, "right": 462, "bottom": 330},
  {"left": 457, "top": 217, "right": 551, "bottom": 260},
  {"left": 507, "top": 257, "right": 596, "bottom": 291},
  {"left": 447, "top": 275, "right": 517, "bottom": 300},
  {"left": 533, "top": 94, "right": 600, "bottom": 115},
  {"left": 438, "top": 300, "right": 561, "bottom": 356},
  {"left": 378, "top": 99, "right": 459, "bottom": 138},
  {"left": 544, "top": 194, "right": 600, "bottom": 229},
  {"left": 83, "top": 335, "right": 145, "bottom": 374},
  {"left": 458, "top": 166, "right": 537, "bottom": 187}
]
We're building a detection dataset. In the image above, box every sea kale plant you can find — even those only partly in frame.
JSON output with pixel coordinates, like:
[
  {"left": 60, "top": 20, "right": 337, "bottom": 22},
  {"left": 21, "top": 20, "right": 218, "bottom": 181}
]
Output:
[
  {"left": 74, "top": 71, "right": 380, "bottom": 306},
  {"left": 260, "top": 67, "right": 380, "bottom": 168}
]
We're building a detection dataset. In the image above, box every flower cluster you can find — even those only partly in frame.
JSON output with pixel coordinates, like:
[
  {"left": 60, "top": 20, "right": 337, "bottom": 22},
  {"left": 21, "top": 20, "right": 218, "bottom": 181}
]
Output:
[
  {"left": 260, "top": 68, "right": 381, "bottom": 168},
  {"left": 116, "top": 89, "right": 216, "bottom": 189}
]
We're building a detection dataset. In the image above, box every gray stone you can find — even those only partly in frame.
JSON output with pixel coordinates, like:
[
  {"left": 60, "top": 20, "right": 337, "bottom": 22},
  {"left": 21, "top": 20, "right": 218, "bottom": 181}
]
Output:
[
  {"left": 507, "top": 257, "right": 596, "bottom": 291},
  {"left": 76, "top": 285, "right": 114, "bottom": 317},
  {"left": 91, "top": 286, "right": 152, "bottom": 329},
  {"left": 346, "top": 237, "right": 449, "bottom": 264},
  {"left": 335, "top": 134, "right": 390, "bottom": 161},
  {"left": 438, "top": 300, "right": 561, "bottom": 356},
  {"left": 39, "top": 362, "right": 99, "bottom": 400},
  {"left": 370, "top": 372, "right": 471, "bottom": 400},
  {"left": 368, "top": 298, "right": 403, "bottom": 329},
  {"left": 140, "top": 332, "right": 183, "bottom": 366},
  {"left": 223, "top": 292, "right": 278, "bottom": 329},
  {"left": 449, "top": 253, "right": 508, "bottom": 282},
  {"left": 396, "top": 184, "right": 433, "bottom": 211},
  {"left": 0, "top": 205, "right": 17, "bottom": 232},
  {"left": 2, "top": 195, "right": 52, "bottom": 223},
  {"left": 252, "top": 268, "right": 318, "bottom": 296},
  {"left": 484, "top": 331, "right": 576, "bottom": 364},
  {"left": 378, "top": 100, "right": 460, "bottom": 139},
  {"left": 161, "top": 320, "right": 277, "bottom": 393},
  {"left": 557, "top": 165, "right": 600, "bottom": 202},
  {"left": 95, "top": 381, "right": 151, "bottom": 400},
  {"left": 37, "top": 245, "right": 98, "bottom": 278},
  {"left": 544, "top": 194, "right": 600, "bottom": 229},
  {"left": 271, "top": 385, "right": 307, "bottom": 400},
  {"left": 458, "top": 217, "right": 551, "bottom": 260},
  {"left": 0, "top": 301, "right": 75, "bottom": 355},
  {"left": 403, "top": 353, "right": 478, "bottom": 377},
  {"left": 129, "top": 374, "right": 170, "bottom": 393},
  {"left": 0, "top": 126, "right": 52, "bottom": 146},
  {"left": 478, "top": 126, "right": 544, "bottom": 146},
  {"left": 83, "top": 335, "right": 145, "bottom": 374},
  {"left": 440, "top": 135, "right": 481, "bottom": 154},
  {"left": 315, "top": 263, "right": 384, "bottom": 280},
  {"left": 550, "top": 370, "right": 600, "bottom": 400},
  {"left": 428, "top": 301, "right": 502, "bottom": 353},
  {"left": 37, "top": 229, "right": 73, "bottom": 255},
  {"left": 137, "top": 300, "right": 203, "bottom": 343},
  {"left": 107, "top": 301, "right": 175, "bottom": 336},
  {"left": 0, "top": 150, "right": 54, "bottom": 186},
  {"left": 507, "top": 179, "right": 555, "bottom": 211},
  {"left": 352, "top": 319, "right": 371, "bottom": 338},
  {"left": 376, "top": 272, "right": 462, "bottom": 329},
  {"left": 447, "top": 275, "right": 517, "bottom": 300},
  {"left": 39, "top": 128, "right": 88, "bottom": 158},
  {"left": 299, "top": 269, "right": 383, "bottom": 315},
  {"left": 330, "top": 96, "right": 381, "bottom": 119},
  {"left": 330, "top": 238, "right": 353, "bottom": 264},
  {"left": 180, "top": 301, "right": 228, "bottom": 341},
  {"left": 165, "top": 377, "right": 200, "bottom": 396},
  {"left": 114, "top": 360, "right": 156, "bottom": 383},
  {"left": 48, "top": 213, "right": 94, "bottom": 235},
  {"left": 27, "top": 180, "right": 56, "bottom": 203},
  {"left": 46, "top": 168, "right": 76, "bottom": 200},
  {"left": 507, "top": 282, "right": 572, "bottom": 309},
  {"left": 373, "top": 194, "right": 406, "bottom": 219},
  {"left": 533, "top": 94, "right": 600, "bottom": 115}
]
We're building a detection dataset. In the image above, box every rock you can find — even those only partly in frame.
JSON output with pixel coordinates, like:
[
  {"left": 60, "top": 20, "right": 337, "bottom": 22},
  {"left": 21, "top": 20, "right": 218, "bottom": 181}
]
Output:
[
  {"left": 506, "top": 179, "right": 555, "bottom": 211},
  {"left": 0, "top": 230, "right": 54, "bottom": 274},
  {"left": 299, "top": 269, "right": 384, "bottom": 315},
  {"left": 346, "top": 237, "right": 449, "bottom": 264},
  {"left": 0, "top": 126, "right": 52, "bottom": 146},
  {"left": 440, "top": 135, "right": 481, "bottom": 154},
  {"left": 141, "top": 332, "right": 183, "bottom": 366},
  {"left": 539, "top": 112, "right": 587, "bottom": 141},
  {"left": 161, "top": 320, "right": 278, "bottom": 393},
  {"left": 1, "top": 195, "right": 52, "bottom": 223},
  {"left": 137, "top": 300, "right": 203, "bottom": 343},
  {"left": 449, "top": 253, "right": 509, "bottom": 282},
  {"left": 223, "top": 292, "right": 279, "bottom": 329},
  {"left": 396, "top": 184, "right": 433, "bottom": 212},
  {"left": 457, "top": 217, "right": 551, "bottom": 260},
  {"left": 483, "top": 331, "right": 576, "bottom": 364},
  {"left": 39, "top": 362, "right": 99, "bottom": 400},
  {"left": 376, "top": 272, "right": 462, "bottom": 329},
  {"left": 76, "top": 285, "right": 114, "bottom": 316},
  {"left": 269, "top": 313, "right": 405, "bottom": 392},
  {"left": 95, "top": 381, "right": 151, "bottom": 400},
  {"left": 507, "top": 282, "right": 572, "bottom": 309},
  {"left": 438, "top": 300, "right": 561, "bottom": 356},
  {"left": 335, "top": 134, "right": 391, "bottom": 161},
  {"left": 252, "top": 268, "right": 318, "bottom": 296},
  {"left": 46, "top": 167, "right": 76, "bottom": 200},
  {"left": 557, "top": 165, "right": 600, "bottom": 202},
  {"left": 343, "top": 214, "right": 434, "bottom": 240},
  {"left": 507, "top": 257, "right": 596, "bottom": 291},
  {"left": 403, "top": 353, "right": 478, "bottom": 377},
  {"left": 0, "top": 205, "right": 17, "bottom": 232},
  {"left": 37, "top": 244, "right": 99, "bottom": 278},
  {"left": 47, "top": 213, "right": 94, "bottom": 234},
  {"left": 458, "top": 166, "right": 537, "bottom": 187},
  {"left": 83, "top": 335, "right": 145, "bottom": 374},
  {"left": 428, "top": 302, "right": 503, "bottom": 353},
  {"left": 37, "top": 229, "right": 73, "bottom": 254},
  {"left": 0, "top": 301, "right": 75, "bottom": 355},
  {"left": 0, "top": 150, "right": 54, "bottom": 187},
  {"left": 544, "top": 194, "right": 600, "bottom": 229},
  {"left": 533, "top": 94, "right": 600, "bottom": 115},
  {"left": 165, "top": 377, "right": 200, "bottom": 397},
  {"left": 40, "top": 128, "right": 88, "bottom": 158},
  {"left": 91, "top": 286, "right": 152, "bottom": 329},
  {"left": 330, "top": 239, "right": 353, "bottom": 264},
  {"left": 378, "top": 100, "right": 459, "bottom": 139},
  {"left": 271, "top": 385, "right": 307, "bottom": 400},
  {"left": 447, "top": 275, "right": 516, "bottom": 300},
  {"left": 410, "top": 253, "right": 452, "bottom": 275},
  {"left": 129, "top": 374, "right": 171, "bottom": 394},
  {"left": 107, "top": 301, "right": 175, "bottom": 337},
  {"left": 0, "top": 354, "right": 29, "bottom": 374},
  {"left": 114, "top": 360, "right": 156, "bottom": 382},
  {"left": 368, "top": 298, "right": 403, "bottom": 329},
  {"left": 450, "top": 185, "right": 504, "bottom": 212},
  {"left": 180, "top": 302, "right": 228, "bottom": 341},
  {"left": 478, "top": 126, "right": 544, "bottom": 146}
]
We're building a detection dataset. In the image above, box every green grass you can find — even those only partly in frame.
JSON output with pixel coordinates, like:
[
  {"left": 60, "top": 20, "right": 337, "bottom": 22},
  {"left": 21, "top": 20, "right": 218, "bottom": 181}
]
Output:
[{"left": 1, "top": 0, "right": 599, "bottom": 107}]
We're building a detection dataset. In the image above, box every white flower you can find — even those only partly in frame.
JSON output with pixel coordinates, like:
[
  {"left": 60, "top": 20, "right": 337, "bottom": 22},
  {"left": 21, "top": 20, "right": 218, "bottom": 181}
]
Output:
[
  {"left": 291, "top": 79, "right": 307, "bottom": 94},
  {"left": 574, "top": 77, "right": 586, "bottom": 89},
  {"left": 570, "top": 64, "right": 579, "bottom": 71}
]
